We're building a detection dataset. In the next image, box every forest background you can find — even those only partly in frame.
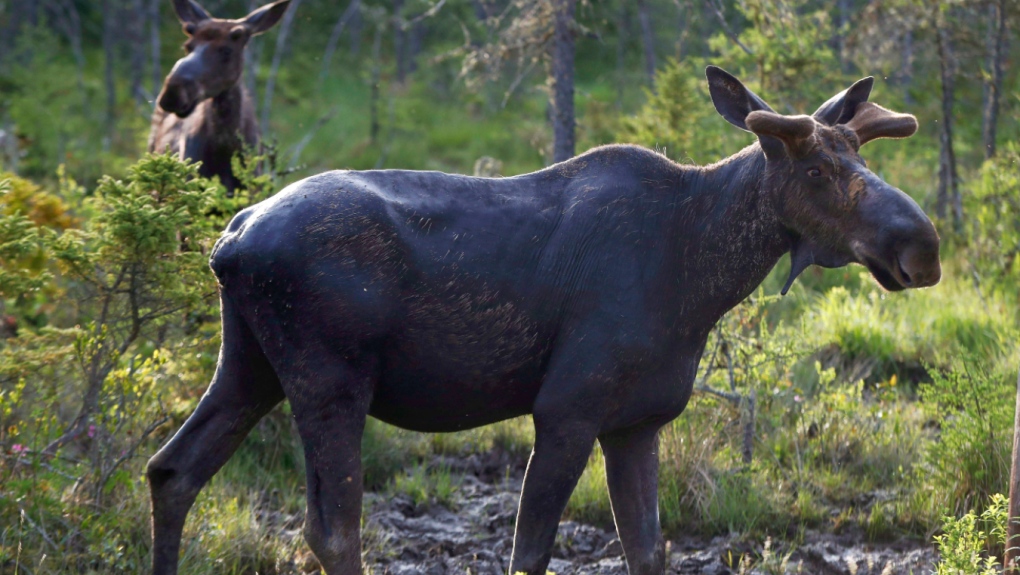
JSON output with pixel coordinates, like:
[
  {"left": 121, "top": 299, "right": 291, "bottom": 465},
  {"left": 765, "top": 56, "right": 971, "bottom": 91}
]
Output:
[{"left": 1, "top": 0, "right": 1020, "bottom": 572}]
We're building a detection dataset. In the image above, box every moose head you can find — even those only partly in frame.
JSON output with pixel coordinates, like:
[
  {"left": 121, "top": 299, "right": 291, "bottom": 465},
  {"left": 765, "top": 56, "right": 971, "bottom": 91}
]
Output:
[
  {"left": 157, "top": 0, "right": 291, "bottom": 118},
  {"left": 706, "top": 66, "right": 941, "bottom": 294}
]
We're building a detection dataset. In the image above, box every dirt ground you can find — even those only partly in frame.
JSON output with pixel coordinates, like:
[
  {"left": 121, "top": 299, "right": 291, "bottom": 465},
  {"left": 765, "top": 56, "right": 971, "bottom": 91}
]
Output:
[{"left": 352, "top": 450, "right": 937, "bottom": 575}]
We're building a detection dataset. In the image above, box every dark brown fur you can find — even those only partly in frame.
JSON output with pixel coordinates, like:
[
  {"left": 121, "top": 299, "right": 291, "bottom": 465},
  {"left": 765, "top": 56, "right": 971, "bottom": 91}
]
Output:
[{"left": 147, "top": 0, "right": 290, "bottom": 193}]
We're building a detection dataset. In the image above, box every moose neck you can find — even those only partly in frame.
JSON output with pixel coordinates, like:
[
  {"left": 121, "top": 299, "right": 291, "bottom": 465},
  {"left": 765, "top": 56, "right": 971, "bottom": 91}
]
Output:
[
  {"left": 668, "top": 143, "right": 792, "bottom": 323},
  {"left": 203, "top": 82, "right": 248, "bottom": 145}
]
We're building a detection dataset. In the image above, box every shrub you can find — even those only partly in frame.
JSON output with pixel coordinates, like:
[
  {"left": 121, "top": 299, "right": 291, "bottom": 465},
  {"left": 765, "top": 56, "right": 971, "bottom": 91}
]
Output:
[
  {"left": 917, "top": 357, "right": 1015, "bottom": 519},
  {"left": 933, "top": 494, "right": 1009, "bottom": 575}
]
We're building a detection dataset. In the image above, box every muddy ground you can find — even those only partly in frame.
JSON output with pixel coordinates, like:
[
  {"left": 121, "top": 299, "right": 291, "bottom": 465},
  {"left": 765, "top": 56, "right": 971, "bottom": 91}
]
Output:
[{"left": 278, "top": 449, "right": 937, "bottom": 575}]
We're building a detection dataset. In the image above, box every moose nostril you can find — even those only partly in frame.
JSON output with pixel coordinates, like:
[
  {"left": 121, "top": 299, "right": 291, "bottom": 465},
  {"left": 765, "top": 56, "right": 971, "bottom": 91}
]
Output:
[{"left": 897, "top": 259, "right": 913, "bottom": 286}]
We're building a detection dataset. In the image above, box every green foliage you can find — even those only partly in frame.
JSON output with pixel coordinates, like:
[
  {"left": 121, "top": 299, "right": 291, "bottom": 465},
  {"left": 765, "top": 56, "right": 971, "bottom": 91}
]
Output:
[
  {"left": 390, "top": 463, "right": 459, "bottom": 508},
  {"left": 0, "top": 177, "right": 51, "bottom": 299},
  {"left": 917, "top": 357, "right": 1014, "bottom": 519},
  {"left": 933, "top": 494, "right": 1009, "bottom": 575},
  {"left": 803, "top": 271, "right": 1012, "bottom": 381},
  {"left": 0, "top": 153, "right": 233, "bottom": 573},
  {"left": 619, "top": 59, "right": 742, "bottom": 163},
  {"left": 967, "top": 142, "right": 1020, "bottom": 285},
  {"left": 707, "top": 0, "right": 840, "bottom": 108}
]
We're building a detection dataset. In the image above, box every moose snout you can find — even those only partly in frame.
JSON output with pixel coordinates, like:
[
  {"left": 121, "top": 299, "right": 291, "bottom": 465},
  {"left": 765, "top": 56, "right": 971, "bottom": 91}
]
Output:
[
  {"left": 895, "top": 231, "right": 941, "bottom": 288},
  {"left": 158, "top": 79, "right": 202, "bottom": 117},
  {"left": 854, "top": 176, "right": 942, "bottom": 291}
]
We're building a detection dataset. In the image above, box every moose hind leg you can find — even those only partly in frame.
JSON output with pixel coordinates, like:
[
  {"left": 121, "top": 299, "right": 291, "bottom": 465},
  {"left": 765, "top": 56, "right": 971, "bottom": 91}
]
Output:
[
  {"left": 147, "top": 300, "right": 283, "bottom": 575},
  {"left": 283, "top": 359, "right": 374, "bottom": 575},
  {"left": 600, "top": 425, "right": 666, "bottom": 575}
]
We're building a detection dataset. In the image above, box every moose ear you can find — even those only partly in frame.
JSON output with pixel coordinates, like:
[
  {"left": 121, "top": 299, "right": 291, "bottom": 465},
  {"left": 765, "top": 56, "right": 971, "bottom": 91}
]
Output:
[
  {"left": 845, "top": 102, "right": 918, "bottom": 146},
  {"left": 241, "top": 0, "right": 292, "bottom": 35},
  {"left": 706, "top": 65, "right": 775, "bottom": 131},
  {"left": 172, "top": 0, "right": 211, "bottom": 24},
  {"left": 745, "top": 111, "right": 816, "bottom": 159},
  {"left": 813, "top": 77, "right": 874, "bottom": 126}
]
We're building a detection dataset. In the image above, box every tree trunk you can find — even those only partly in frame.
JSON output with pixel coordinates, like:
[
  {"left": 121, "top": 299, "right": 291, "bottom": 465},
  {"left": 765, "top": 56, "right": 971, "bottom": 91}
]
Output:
[
  {"left": 901, "top": 27, "right": 913, "bottom": 105},
  {"left": 260, "top": 0, "right": 303, "bottom": 136},
  {"left": 103, "top": 0, "right": 118, "bottom": 150},
  {"left": 244, "top": 0, "right": 262, "bottom": 112},
  {"left": 349, "top": 4, "right": 364, "bottom": 56},
  {"left": 408, "top": 19, "right": 425, "bottom": 74},
  {"left": 636, "top": 0, "right": 656, "bottom": 84},
  {"left": 836, "top": 0, "right": 850, "bottom": 73},
  {"left": 1008, "top": 367, "right": 1020, "bottom": 574},
  {"left": 150, "top": 0, "right": 161, "bottom": 100},
  {"left": 393, "top": 0, "right": 408, "bottom": 84},
  {"left": 935, "top": 18, "right": 960, "bottom": 229},
  {"left": 318, "top": 0, "right": 362, "bottom": 84},
  {"left": 129, "top": 0, "right": 147, "bottom": 105},
  {"left": 615, "top": 1, "right": 628, "bottom": 109},
  {"left": 551, "top": 0, "right": 577, "bottom": 163},
  {"left": 982, "top": 0, "right": 1008, "bottom": 160},
  {"left": 369, "top": 21, "right": 383, "bottom": 143}
]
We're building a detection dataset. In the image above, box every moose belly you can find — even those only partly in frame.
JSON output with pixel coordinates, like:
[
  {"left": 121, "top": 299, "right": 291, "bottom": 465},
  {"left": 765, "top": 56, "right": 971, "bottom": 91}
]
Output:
[
  {"left": 368, "top": 299, "right": 551, "bottom": 432},
  {"left": 369, "top": 349, "right": 546, "bottom": 432}
]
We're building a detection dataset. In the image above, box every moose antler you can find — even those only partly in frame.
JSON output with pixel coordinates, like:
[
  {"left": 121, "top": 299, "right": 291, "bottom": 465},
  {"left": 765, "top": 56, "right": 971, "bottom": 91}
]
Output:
[
  {"left": 845, "top": 102, "right": 918, "bottom": 146},
  {"left": 745, "top": 111, "right": 816, "bottom": 157}
]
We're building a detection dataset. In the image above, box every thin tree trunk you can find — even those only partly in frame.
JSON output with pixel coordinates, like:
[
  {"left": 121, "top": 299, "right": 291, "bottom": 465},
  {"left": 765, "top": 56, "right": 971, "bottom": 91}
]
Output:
[
  {"left": 741, "top": 390, "right": 756, "bottom": 466},
  {"left": 935, "top": 18, "right": 960, "bottom": 229},
  {"left": 551, "top": 0, "right": 576, "bottom": 163},
  {"left": 103, "top": 0, "right": 118, "bottom": 150},
  {"left": 393, "top": 0, "right": 407, "bottom": 84},
  {"left": 408, "top": 19, "right": 424, "bottom": 74},
  {"left": 636, "top": 0, "right": 656, "bottom": 84},
  {"left": 260, "top": 0, "right": 303, "bottom": 136},
  {"left": 1008, "top": 367, "right": 1020, "bottom": 574},
  {"left": 318, "top": 0, "right": 362, "bottom": 85},
  {"left": 836, "top": 0, "right": 850, "bottom": 73},
  {"left": 245, "top": 0, "right": 262, "bottom": 114},
  {"left": 130, "top": 0, "right": 147, "bottom": 105},
  {"left": 901, "top": 27, "right": 913, "bottom": 105},
  {"left": 349, "top": 4, "right": 364, "bottom": 56},
  {"left": 982, "top": 0, "right": 1008, "bottom": 159},
  {"left": 615, "top": 1, "right": 627, "bottom": 109},
  {"left": 673, "top": 0, "right": 688, "bottom": 61},
  {"left": 369, "top": 21, "right": 383, "bottom": 143},
  {"left": 150, "top": 0, "right": 161, "bottom": 100}
]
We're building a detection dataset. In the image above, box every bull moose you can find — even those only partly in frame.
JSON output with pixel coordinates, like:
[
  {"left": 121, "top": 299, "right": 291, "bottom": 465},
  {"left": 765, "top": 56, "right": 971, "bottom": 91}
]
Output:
[
  {"left": 146, "top": 67, "right": 941, "bottom": 575},
  {"left": 148, "top": 0, "right": 291, "bottom": 194}
]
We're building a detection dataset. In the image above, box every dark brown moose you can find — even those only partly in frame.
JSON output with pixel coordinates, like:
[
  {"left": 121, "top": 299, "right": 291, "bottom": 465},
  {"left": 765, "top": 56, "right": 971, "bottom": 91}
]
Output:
[
  {"left": 148, "top": 0, "right": 290, "bottom": 193},
  {"left": 147, "top": 67, "right": 941, "bottom": 575}
]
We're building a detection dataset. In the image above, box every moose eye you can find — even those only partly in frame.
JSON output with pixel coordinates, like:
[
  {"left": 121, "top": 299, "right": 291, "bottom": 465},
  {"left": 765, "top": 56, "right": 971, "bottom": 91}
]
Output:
[
  {"left": 806, "top": 168, "right": 823, "bottom": 178},
  {"left": 183, "top": 23, "right": 196, "bottom": 35}
]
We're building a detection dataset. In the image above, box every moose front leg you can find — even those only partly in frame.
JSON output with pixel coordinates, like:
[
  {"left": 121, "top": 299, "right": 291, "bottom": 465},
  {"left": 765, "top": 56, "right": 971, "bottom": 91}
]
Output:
[
  {"left": 509, "top": 415, "right": 599, "bottom": 575},
  {"left": 600, "top": 425, "right": 665, "bottom": 575}
]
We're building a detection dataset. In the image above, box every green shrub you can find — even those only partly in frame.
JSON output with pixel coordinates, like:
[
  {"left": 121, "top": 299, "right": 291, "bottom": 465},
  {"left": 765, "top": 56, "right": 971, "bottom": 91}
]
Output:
[
  {"left": 933, "top": 494, "right": 1009, "bottom": 575},
  {"left": 917, "top": 357, "right": 1015, "bottom": 519}
]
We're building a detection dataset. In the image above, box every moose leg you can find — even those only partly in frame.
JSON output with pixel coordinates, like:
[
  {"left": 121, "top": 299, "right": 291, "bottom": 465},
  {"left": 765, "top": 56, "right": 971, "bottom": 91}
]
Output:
[
  {"left": 284, "top": 361, "right": 374, "bottom": 575},
  {"left": 508, "top": 416, "right": 598, "bottom": 574},
  {"left": 600, "top": 425, "right": 665, "bottom": 575},
  {"left": 147, "top": 300, "right": 284, "bottom": 575}
]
